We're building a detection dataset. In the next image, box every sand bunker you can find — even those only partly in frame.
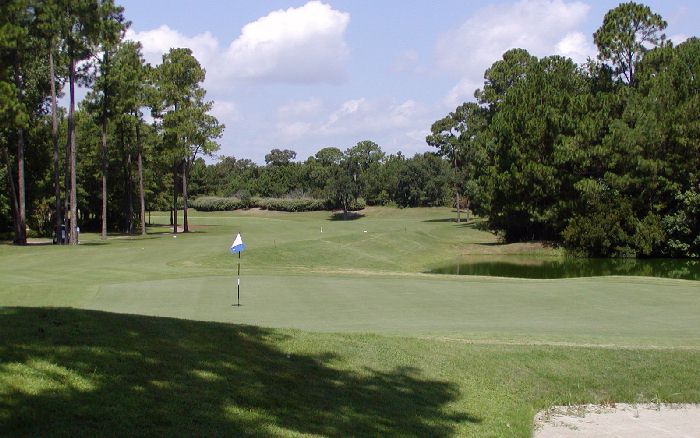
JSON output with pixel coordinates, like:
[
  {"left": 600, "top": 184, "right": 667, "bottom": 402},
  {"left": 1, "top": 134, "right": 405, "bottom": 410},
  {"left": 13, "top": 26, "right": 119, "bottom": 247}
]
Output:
[{"left": 534, "top": 403, "right": 700, "bottom": 437}]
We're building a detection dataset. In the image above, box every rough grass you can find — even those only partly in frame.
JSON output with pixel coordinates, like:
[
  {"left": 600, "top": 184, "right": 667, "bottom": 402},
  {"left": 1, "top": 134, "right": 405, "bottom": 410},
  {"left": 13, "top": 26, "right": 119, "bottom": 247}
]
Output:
[
  {"left": 1, "top": 307, "right": 699, "bottom": 437},
  {"left": 1, "top": 207, "right": 699, "bottom": 436}
]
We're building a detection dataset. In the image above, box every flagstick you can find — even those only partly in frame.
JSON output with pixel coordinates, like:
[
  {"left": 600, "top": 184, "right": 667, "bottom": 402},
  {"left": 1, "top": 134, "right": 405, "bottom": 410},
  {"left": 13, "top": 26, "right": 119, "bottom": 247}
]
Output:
[{"left": 237, "top": 251, "right": 241, "bottom": 306}]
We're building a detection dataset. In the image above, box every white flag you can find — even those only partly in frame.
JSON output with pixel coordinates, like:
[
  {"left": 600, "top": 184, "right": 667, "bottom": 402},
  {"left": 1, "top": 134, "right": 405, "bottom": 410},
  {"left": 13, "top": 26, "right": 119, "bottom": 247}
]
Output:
[{"left": 230, "top": 233, "right": 246, "bottom": 254}]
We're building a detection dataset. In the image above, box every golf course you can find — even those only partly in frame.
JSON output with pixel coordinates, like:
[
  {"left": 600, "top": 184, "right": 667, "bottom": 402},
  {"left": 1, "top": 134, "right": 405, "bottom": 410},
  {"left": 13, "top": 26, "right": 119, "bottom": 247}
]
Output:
[{"left": 1, "top": 207, "right": 699, "bottom": 437}]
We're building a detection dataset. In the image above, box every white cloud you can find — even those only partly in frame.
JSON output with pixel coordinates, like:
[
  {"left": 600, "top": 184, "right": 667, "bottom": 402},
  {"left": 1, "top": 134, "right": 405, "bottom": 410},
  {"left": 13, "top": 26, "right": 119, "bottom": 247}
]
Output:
[
  {"left": 444, "top": 79, "right": 482, "bottom": 109},
  {"left": 555, "top": 32, "right": 596, "bottom": 64},
  {"left": 271, "top": 98, "right": 426, "bottom": 149},
  {"left": 211, "top": 101, "right": 240, "bottom": 123},
  {"left": 278, "top": 98, "right": 324, "bottom": 119},
  {"left": 125, "top": 25, "right": 219, "bottom": 67},
  {"left": 276, "top": 121, "right": 314, "bottom": 139},
  {"left": 221, "top": 1, "right": 350, "bottom": 83},
  {"left": 436, "top": 0, "right": 591, "bottom": 107},
  {"left": 323, "top": 98, "right": 367, "bottom": 130},
  {"left": 670, "top": 34, "right": 688, "bottom": 45},
  {"left": 125, "top": 1, "right": 350, "bottom": 86}
]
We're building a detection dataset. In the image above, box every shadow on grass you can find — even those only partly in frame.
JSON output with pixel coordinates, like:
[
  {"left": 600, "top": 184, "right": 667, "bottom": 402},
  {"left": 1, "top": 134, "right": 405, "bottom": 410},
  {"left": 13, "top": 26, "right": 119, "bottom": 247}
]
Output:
[
  {"left": 0, "top": 308, "right": 476, "bottom": 437},
  {"left": 423, "top": 218, "right": 476, "bottom": 224},
  {"left": 422, "top": 218, "right": 489, "bottom": 230},
  {"left": 328, "top": 212, "right": 365, "bottom": 221}
]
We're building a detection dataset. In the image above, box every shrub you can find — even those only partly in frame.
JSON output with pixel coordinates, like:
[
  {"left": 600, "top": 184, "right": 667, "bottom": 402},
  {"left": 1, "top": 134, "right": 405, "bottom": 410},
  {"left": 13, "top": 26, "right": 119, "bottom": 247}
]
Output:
[
  {"left": 255, "top": 197, "right": 330, "bottom": 212},
  {"left": 191, "top": 196, "right": 340, "bottom": 212},
  {"left": 190, "top": 196, "right": 247, "bottom": 211}
]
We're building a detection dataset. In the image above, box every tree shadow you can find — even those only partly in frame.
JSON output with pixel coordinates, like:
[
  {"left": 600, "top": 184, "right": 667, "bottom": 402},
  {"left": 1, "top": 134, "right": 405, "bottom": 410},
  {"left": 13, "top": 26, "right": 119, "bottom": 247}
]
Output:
[
  {"left": 422, "top": 218, "right": 475, "bottom": 223},
  {"left": 0, "top": 308, "right": 478, "bottom": 437},
  {"left": 422, "top": 218, "right": 487, "bottom": 230},
  {"left": 328, "top": 212, "right": 366, "bottom": 221}
]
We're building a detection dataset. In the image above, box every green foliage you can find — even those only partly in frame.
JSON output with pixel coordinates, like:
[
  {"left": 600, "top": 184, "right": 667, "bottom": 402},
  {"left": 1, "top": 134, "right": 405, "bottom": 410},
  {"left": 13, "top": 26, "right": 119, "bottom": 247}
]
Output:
[
  {"left": 189, "top": 196, "right": 249, "bottom": 212},
  {"left": 425, "top": 5, "right": 697, "bottom": 257},
  {"left": 191, "top": 195, "right": 366, "bottom": 213},
  {"left": 593, "top": 1, "right": 667, "bottom": 85},
  {"left": 562, "top": 199, "right": 663, "bottom": 257},
  {"left": 264, "top": 148, "right": 296, "bottom": 166},
  {"left": 662, "top": 190, "right": 700, "bottom": 257},
  {"left": 394, "top": 153, "right": 451, "bottom": 207},
  {"left": 255, "top": 197, "right": 330, "bottom": 212}
]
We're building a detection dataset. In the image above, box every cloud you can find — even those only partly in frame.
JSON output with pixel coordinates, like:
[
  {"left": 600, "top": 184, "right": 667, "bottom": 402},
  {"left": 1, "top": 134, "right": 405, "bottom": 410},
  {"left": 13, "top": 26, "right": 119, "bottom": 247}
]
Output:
[
  {"left": 278, "top": 98, "right": 324, "bottom": 119},
  {"left": 125, "top": 25, "right": 219, "bottom": 67},
  {"left": 436, "top": 0, "right": 591, "bottom": 107},
  {"left": 271, "top": 98, "right": 428, "bottom": 147},
  {"left": 670, "top": 34, "right": 688, "bottom": 45},
  {"left": 211, "top": 100, "right": 240, "bottom": 123},
  {"left": 555, "top": 32, "right": 596, "bottom": 64},
  {"left": 221, "top": 1, "right": 350, "bottom": 83},
  {"left": 125, "top": 1, "right": 350, "bottom": 86}
]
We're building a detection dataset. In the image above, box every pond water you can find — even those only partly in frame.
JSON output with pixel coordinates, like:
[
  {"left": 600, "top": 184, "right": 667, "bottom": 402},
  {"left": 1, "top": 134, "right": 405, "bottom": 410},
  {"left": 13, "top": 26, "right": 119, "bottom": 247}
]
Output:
[{"left": 428, "top": 256, "right": 700, "bottom": 281}]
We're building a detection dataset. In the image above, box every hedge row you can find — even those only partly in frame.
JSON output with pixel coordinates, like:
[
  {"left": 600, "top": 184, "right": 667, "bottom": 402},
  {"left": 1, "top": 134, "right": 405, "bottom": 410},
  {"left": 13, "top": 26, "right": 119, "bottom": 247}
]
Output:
[
  {"left": 189, "top": 197, "right": 249, "bottom": 211},
  {"left": 190, "top": 196, "right": 366, "bottom": 212}
]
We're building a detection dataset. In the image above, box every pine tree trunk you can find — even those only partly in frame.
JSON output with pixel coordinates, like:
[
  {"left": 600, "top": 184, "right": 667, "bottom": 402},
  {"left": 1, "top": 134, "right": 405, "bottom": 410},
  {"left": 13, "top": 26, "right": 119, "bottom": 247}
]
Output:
[
  {"left": 13, "top": 58, "right": 26, "bottom": 245},
  {"left": 182, "top": 158, "right": 189, "bottom": 233},
  {"left": 49, "top": 49, "right": 62, "bottom": 243},
  {"left": 68, "top": 57, "right": 78, "bottom": 245},
  {"left": 456, "top": 191, "right": 461, "bottom": 223},
  {"left": 127, "top": 146, "right": 133, "bottom": 234},
  {"left": 172, "top": 162, "right": 178, "bottom": 234},
  {"left": 136, "top": 121, "right": 146, "bottom": 235},
  {"left": 64, "top": 122, "right": 70, "bottom": 243},
  {"left": 3, "top": 148, "right": 22, "bottom": 243},
  {"left": 100, "top": 116, "right": 108, "bottom": 240},
  {"left": 454, "top": 153, "right": 460, "bottom": 224}
]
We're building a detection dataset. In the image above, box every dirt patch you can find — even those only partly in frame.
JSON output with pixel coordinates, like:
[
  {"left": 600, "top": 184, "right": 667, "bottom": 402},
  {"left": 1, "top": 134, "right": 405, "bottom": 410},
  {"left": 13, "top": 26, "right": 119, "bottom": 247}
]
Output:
[{"left": 534, "top": 403, "right": 700, "bottom": 437}]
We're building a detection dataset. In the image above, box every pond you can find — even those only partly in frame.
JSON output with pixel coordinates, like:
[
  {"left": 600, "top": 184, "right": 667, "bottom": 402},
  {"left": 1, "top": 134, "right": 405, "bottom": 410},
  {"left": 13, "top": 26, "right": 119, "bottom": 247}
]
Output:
[{"left": 428, "top": 256, "right": 700, "bottom": 281}]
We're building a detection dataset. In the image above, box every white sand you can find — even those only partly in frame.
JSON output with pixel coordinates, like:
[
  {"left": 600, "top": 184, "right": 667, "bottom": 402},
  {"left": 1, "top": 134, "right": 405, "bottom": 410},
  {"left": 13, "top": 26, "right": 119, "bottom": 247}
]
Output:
[{"left": 533, "top": 403, "right": 700, "bottom": 437}]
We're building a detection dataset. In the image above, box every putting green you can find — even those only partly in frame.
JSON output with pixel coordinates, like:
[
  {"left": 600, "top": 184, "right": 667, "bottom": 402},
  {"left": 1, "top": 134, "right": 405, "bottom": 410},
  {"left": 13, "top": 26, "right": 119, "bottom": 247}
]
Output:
[{"left": 1, "top": 207, "right": 698, "bottom": 348}]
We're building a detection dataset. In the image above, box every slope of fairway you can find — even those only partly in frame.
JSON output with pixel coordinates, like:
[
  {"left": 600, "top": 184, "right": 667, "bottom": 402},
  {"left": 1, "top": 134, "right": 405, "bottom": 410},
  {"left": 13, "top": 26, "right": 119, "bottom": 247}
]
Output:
[
  {"left": 2, "top": 307, "right": 699, "bottom": 437},
  {"left": 2, "top": 208, "right": 700, "bottom": 437},
  {"left": 1, "top": 207, "right": 698, "bottom": 347}
]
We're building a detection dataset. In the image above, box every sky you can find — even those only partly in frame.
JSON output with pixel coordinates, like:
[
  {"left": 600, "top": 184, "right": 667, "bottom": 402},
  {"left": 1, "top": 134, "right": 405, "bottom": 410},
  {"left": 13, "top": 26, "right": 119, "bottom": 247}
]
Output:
[{"left": 117, "top": 0, "right": 698, "bottom": 164}]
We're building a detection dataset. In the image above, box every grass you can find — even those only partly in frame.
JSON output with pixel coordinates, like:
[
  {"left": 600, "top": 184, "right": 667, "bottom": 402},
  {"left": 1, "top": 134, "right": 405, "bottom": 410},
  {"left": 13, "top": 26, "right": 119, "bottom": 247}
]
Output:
[{"left": 1, "top": 207, "right": 699, "bottom": 436}]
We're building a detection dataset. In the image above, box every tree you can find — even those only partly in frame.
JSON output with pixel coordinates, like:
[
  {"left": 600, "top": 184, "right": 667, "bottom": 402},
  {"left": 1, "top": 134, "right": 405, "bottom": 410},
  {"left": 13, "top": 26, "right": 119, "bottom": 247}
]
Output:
[
  {"left": 593, "top": 2, "right": 666, "bottom": 86},
  {"left": 0, "top": 0, "right": 35, "bottom": 245},
  {"left": 58, "top": 0, "right": 125, "bottom": 244},
  {"left": 153, "top": 48, "right": 222, "bottom": 233},
  {"left": 395, "top": 153, "right": 451, "bottom": 207},
  {"left": 344, "top": 140, "right": 384, "bottom": 202},
  {"left": 314, "top": 147, "right": 343, "bottom": 166},
  {"left": 84, "top": 8, "right": 128, "bottom": 238},
  {"left": 264, "top": 148, "right": 296, "bottom": 166},
  {"left": 475, "top": 48, "right": 537, "bottom": 111},
  {"left": 427, "top": 109, "right": 464, "bottom": 222},
  {"left": 325, "top": 156, "right": 360, "bottom": 218},
  {"left": 35, "top": 0, "right": 65, "bottom": 243}
]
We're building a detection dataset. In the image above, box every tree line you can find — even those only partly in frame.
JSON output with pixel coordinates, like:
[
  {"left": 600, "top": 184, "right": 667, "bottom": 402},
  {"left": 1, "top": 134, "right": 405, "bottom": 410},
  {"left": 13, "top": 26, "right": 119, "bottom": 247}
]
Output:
[
  {"left": 1, "top": 0, "right": 223, "bottom": 245},
  {"left": 2, "top": 2, "right": 698, "bottom": 258},
  {"left": 427, "top": 2, "right": 699, "bottom": 257},
  {"left": 186, "top": 142, "right": 453, "bottom": 214}
]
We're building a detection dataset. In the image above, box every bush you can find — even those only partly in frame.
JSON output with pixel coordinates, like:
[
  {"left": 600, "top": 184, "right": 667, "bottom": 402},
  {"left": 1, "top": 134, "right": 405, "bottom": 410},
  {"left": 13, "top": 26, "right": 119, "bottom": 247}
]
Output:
[
  {"left": 255, "top": 197, "right": 330, "bottom": 212},
  {"left": 190, "top": 196, "right": 247, "bottom": 211},
  {"left": 191, "top": 196, "right": 339, "bottom": 212}
]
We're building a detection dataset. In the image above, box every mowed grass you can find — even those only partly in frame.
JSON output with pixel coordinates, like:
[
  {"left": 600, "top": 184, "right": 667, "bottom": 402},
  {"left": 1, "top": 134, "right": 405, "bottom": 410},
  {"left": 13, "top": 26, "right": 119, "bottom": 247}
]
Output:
[{"left": 1, "top": 207, "right": 699, "bottom": 436}]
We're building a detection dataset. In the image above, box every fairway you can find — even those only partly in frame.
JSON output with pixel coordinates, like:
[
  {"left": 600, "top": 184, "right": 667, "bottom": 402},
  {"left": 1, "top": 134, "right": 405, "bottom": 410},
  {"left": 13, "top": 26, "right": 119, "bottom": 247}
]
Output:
[
  {"left": 2, "top": 207, "right": 699, "bottom": 437},
  {"left": 1, "top": 207, "right": 698, "bottom": 347}
]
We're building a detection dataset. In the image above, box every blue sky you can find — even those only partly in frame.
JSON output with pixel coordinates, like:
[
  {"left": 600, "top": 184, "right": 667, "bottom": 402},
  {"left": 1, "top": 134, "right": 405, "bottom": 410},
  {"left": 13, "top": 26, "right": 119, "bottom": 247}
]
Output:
[{"left": 119, "top": 0, "right": 698, "bottom": 163}]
